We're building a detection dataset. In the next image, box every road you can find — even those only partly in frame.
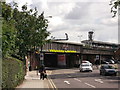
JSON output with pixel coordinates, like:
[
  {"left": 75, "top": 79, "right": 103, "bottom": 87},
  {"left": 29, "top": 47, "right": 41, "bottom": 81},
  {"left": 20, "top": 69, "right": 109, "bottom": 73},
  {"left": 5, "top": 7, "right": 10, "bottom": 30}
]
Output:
[{"left": 48, "top": 68, "right": 119, "bottom": 89}]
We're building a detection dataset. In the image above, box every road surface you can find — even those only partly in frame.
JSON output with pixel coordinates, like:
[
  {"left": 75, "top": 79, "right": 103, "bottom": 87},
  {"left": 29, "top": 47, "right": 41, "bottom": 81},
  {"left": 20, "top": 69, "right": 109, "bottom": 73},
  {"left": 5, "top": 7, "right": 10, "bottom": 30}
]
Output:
[{"left": 48, "top": 68, "right": 119, "bottom": 89}]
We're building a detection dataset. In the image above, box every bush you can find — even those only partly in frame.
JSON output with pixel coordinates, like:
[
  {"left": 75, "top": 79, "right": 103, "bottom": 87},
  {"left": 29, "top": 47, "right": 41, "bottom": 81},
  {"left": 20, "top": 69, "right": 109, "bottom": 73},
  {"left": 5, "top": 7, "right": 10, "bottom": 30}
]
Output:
[{"left": 2, "top": 57, "right": 26, "bottom": 89}]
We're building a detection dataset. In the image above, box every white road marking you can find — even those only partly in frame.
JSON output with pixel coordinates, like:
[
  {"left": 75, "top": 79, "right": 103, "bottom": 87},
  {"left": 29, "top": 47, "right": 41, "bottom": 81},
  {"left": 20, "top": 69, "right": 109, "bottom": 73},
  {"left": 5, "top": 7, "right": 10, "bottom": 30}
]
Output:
[
  {"left": 85, "top": 83, "right": 96, "bottom": 88},
  {"left": 74, "top": 78, "right": 82, "bottom": 82},
  {"left": 64, "top": 81, "right": 70, "bottom": 85},
  {"left": 48, "top": 77, "right": 57, "bottom": 89},
  {"left": 68, "top": 75, "right": 72, "bottom": 78},
  {"left": 95, "top": 79, "right": 103, "bottom": 84}
]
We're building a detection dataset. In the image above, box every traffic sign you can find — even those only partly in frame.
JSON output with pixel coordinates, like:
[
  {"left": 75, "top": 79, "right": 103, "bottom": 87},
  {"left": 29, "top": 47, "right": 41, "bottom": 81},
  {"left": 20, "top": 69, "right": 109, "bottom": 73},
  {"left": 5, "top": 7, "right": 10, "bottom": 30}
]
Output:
[{"left": 40, "top": 53, "right": 44, "bottom": 60}]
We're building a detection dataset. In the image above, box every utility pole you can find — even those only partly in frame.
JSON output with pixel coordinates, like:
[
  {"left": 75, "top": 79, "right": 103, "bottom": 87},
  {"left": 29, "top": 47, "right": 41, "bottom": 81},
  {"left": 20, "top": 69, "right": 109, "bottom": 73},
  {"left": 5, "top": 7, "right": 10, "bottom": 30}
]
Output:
[{"left": 39, "top": 15, "right": 52, "bottom": 66}]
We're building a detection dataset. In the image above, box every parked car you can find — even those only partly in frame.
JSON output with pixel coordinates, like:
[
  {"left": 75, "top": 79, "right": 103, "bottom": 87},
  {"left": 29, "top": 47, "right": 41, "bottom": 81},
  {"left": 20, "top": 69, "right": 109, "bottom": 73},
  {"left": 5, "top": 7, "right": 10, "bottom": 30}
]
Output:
[
  {"left": 82, "top": 60, "right": 91, "bottom": 64},
  {"left": 100, "top": 64, "right": 117, "bottom": 76},
  {"left": 105, "top": 59, "right": 115, "bottom": 64},
  {"left": 101, "top": 60, "right": 109, "bottom": 64},
  {"left": 79, "top": 63, "right": 93, "bottom": 72},
  {"left": 112, "top": 59, "right": 120, "bottom": 64}
]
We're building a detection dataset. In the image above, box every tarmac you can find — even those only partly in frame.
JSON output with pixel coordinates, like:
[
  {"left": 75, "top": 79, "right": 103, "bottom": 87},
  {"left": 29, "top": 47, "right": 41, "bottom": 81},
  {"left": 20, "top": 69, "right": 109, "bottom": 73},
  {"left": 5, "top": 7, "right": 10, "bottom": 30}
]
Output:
[
  {"left": 16, "top": 69, "right": 55, "bottom": 90},
  {"left": 15, "top": 66, "right": 102, "bottom": 90}
]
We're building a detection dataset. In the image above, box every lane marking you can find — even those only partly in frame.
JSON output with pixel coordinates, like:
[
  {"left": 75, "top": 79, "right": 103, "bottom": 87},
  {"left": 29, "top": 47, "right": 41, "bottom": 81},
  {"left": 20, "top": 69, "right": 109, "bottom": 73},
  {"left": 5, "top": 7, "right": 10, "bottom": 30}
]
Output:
[
  {"left": 95, "top": 79, "right": 103, "bottom": 84},
  {"left": 74, "top": 78, "right": 82, "bottom": 82},
  {"left": 64, "top": 81, "right": 70, "bottom": 85},
  {"left": 85, "top": 83, "right": 96, "bottom": 88},
  {"left": 48, "top": 78, "right": 54, "bottom": 89},
  {"left": 49, "top": 79, "right": 57, "bottom": 89},
  {"left": 47, "top": 73, "right": 58, "bottom": 90},
  {"left": 68, "top": 75, "right": 72, "bottom": 78}
]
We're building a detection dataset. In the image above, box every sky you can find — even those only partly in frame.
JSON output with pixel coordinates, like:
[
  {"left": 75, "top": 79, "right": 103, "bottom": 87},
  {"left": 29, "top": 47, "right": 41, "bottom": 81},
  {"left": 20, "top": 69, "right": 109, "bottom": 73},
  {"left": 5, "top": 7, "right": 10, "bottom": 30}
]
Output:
[{"left": 6, "top": 0, "right": 118, "bottom": 44}]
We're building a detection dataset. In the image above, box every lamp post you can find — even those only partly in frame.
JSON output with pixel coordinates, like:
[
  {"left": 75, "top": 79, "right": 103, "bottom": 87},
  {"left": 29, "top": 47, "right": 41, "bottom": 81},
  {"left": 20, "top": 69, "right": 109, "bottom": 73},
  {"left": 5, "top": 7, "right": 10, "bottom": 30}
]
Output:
[{"left": 39, "top": 15, "right": 52, "bottom": 66}]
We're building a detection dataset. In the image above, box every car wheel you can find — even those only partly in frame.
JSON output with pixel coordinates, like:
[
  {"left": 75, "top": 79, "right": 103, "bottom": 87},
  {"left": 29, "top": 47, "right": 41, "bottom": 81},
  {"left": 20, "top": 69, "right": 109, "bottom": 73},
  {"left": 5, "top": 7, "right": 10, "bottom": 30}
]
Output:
[{"left": 90, "top": 70, "right": 92, "bottom": 72}]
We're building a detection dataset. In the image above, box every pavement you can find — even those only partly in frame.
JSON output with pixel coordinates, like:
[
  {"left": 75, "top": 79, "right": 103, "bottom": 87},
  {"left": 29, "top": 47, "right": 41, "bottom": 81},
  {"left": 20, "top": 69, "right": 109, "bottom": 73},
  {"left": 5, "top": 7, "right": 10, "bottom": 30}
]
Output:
[
  {"left": 16, "top": 69, "right": 54, "bottom": 89},
  {"left": 15, "top": 66, "right": 101, "bottom": 89}
]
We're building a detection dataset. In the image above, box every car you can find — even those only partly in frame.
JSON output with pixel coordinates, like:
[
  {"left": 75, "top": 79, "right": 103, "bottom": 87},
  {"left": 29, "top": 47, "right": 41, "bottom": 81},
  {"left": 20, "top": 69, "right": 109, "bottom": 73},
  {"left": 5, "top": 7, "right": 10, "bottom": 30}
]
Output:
[
  {"left": 82, "top": 60, "right": 92, "bottom": 64},
  {"left": 114, "top": 60, "right": 120, "bottom": 64},
  {"left": 101, "top": 60, "right": 109, "bottom": 64},
  {"left": 105, "top": 59, "right": 115, "bottom": 64},
  {"left": 100, "top": 64, "right": 117, "bottom": 76},
  {"left": 79, "top": 63, "right": 93, "bottom": 72}
]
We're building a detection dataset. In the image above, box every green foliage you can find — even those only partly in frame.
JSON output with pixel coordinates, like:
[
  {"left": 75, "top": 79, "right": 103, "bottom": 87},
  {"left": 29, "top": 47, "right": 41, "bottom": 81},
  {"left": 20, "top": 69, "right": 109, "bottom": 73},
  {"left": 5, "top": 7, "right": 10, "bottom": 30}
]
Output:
[
  {"left": 110, "top": 0, "right": 120, "bottom": 17},
  {"left": 2, "top": 57, "right": 26, "bottom": 88},
  {"left": 1, "top": 2, "right": 50, "bottom": 59},
  {"left": 2, "top": 20, "right": 16, "bottom": 57}
]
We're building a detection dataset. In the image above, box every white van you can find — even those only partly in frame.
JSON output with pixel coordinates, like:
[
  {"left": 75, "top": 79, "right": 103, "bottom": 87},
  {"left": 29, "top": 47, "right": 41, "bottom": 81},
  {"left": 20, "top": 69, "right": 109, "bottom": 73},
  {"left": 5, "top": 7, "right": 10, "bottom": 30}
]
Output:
[{"left": 79, "top": 63, "right": 93, "bottom": 72}]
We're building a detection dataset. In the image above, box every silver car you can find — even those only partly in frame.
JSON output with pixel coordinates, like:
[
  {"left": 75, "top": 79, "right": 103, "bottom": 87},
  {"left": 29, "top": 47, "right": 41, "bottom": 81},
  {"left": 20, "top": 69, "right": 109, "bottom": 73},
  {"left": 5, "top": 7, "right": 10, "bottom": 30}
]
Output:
[{"left": 100, "top": 64, "right": 117, "bottom": 76}]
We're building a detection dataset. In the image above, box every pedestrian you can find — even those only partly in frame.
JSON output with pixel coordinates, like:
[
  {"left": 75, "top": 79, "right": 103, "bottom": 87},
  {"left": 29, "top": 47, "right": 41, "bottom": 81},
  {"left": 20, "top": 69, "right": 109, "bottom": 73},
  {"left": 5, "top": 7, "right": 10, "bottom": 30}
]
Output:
[
  {"left": 39, "top": 64, "right": 46, "bottom": 80},
  {"left": 44, "top": 69, "right": 47, "bottom": 79},
  {"left": 95, "top": 59, "right": 100, "bottom": 69}
]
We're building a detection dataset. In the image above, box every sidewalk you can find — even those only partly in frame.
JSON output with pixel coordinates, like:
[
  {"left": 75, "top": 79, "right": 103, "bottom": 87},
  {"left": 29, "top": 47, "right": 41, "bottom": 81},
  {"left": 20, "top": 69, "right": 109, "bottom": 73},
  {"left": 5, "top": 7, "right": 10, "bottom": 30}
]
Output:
[{"left": 16, "top": 70, "right": 52, "bottom": 89}]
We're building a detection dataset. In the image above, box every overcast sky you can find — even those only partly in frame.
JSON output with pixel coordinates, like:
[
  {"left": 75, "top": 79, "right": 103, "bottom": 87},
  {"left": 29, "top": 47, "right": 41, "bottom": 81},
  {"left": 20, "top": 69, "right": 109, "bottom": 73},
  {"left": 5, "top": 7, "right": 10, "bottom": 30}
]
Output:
[{"left": 6, "top": 0, "right": 118, "bottom": 44}]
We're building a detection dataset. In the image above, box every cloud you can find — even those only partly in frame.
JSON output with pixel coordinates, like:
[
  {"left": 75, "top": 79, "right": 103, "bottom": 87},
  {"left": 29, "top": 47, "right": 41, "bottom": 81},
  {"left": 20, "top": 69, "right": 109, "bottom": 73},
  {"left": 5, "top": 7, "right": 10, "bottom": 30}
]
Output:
[
  {"left": 6, "top": 0, "right": 118, "bottom": 43},
  {"left": 64, "top": 2, "right": 92, "bottom": 20},
  {"left": 6, "top": 0, "right": 32, "bottom": 10},
  {"left": 99, "top": 17, "right": 118, "bottom": 26}
]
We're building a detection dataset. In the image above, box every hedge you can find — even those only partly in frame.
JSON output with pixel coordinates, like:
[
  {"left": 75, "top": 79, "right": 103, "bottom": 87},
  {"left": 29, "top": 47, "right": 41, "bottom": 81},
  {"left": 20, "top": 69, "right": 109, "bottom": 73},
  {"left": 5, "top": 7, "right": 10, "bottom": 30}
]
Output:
[{"left": 2, "top": 57, "right": 26, "bottom": 89}]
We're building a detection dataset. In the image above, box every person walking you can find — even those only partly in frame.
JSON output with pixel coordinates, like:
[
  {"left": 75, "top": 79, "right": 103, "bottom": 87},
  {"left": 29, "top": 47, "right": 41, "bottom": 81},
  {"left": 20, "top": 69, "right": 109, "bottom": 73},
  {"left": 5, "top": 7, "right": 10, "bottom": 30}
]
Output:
[
  {"left": 39, "top": 65, "right": 46, "bottom": 80},
  {"left": 95, "top": 59, "right": 100, "bottom": 69}
]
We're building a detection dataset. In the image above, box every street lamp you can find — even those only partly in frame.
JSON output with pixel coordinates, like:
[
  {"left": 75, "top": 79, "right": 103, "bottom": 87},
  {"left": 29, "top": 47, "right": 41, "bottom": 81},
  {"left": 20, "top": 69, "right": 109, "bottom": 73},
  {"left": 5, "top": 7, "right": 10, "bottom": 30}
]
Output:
[{"left": 39, "top": 15, "right": 52, "bottom": 66}]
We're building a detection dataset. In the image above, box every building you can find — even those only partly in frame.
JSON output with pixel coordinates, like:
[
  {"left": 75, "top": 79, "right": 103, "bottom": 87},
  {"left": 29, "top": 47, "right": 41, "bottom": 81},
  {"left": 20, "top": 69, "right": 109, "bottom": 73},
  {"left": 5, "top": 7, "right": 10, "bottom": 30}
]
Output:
[
  {"left": 28, "top": 31, "right": 119, "bottom": 70},
  {"left": 28, "top": 40, "right": 119, "bottom": 70},
  {"left": 114, "top": 47, "right": 120, "bottom": 60},
  {"left": 81, "top": 31, "right": 119, "bottom": 64},
  {"left": 81, "top": 40, "right": 119, "bottom": 64},
  {"left": 42, "top": 41, "right": 83, "bottom": 68}
]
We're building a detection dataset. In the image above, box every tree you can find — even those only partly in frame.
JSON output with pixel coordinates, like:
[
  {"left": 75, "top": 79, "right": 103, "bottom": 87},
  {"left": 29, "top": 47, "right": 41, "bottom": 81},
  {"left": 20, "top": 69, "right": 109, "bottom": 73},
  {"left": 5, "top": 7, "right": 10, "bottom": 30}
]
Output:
[
  {"left": 12, "top": 4, "right": 50, "bottom": 60},
  {"left": 1, "top": 2, "right": 50, "bottom": 60},
  {"left": 110, "top": 0, "right": 120, "bottom": 17},
  {"left": 1, "top": 2, "right": 17, "bottom": 57}
]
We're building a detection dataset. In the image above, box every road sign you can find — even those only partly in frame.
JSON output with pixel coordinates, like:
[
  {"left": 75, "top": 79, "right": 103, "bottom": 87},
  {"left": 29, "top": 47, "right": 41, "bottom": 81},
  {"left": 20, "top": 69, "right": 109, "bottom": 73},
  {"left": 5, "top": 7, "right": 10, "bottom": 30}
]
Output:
[
  {"left": 96, "top": 55, "right": 99, "bottom": 59},
  {"left": 40, "top": 53, "right": 44, "bottom": 60}
]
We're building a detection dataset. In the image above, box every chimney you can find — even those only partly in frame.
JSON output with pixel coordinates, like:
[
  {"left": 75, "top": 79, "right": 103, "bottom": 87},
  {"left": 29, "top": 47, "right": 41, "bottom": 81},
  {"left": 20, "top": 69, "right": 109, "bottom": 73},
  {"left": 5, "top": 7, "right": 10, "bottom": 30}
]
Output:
[{"left": 88, "top": 31, "right": 94, "bottom": 41}]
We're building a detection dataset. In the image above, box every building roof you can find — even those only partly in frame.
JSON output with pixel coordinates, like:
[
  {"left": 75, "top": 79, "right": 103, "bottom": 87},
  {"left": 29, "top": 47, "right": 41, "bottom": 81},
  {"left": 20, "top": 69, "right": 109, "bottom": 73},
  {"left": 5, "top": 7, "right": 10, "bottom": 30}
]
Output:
[
  {"left": 81, "top": 40, "right": 119, "bottom": 46},
  {"left": 52, "top": 41, "right": 83, "bottom": 46}
]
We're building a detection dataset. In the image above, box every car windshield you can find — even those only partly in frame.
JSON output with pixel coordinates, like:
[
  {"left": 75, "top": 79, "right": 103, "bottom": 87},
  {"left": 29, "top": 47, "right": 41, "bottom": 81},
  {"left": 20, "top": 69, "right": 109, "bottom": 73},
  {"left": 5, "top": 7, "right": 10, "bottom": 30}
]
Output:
[
  {"left": 104, "top": 65, "right": 114, "bottom": 69},
  {"left": 81, "top": 64, "right": 90, "bottom": 67}
]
